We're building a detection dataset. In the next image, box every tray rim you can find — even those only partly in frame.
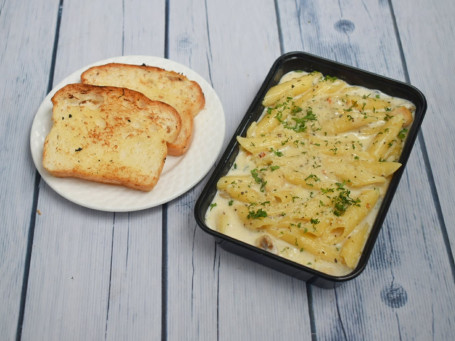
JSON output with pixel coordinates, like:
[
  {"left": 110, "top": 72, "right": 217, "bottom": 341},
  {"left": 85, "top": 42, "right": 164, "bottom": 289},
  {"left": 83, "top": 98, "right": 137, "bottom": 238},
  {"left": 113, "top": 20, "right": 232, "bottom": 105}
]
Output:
[{"left": 194, "top": 51, "right": 427, "bottom": 285}]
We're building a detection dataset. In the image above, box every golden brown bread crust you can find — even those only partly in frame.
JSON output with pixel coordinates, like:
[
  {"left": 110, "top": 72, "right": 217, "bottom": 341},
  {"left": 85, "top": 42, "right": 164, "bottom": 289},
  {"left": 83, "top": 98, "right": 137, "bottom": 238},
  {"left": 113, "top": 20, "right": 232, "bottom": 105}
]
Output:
[
  {"left": 167, "top": 109, "right": 193, "bottom": 155},
  {"left": 43, "top": 83, "right": 169, "bottom": 191},
  {"left": 140, "top": 100, "right": 181, "bottom": 143},
  {"left": 81, "top": 62, "right": 205, "bottom": 156}
]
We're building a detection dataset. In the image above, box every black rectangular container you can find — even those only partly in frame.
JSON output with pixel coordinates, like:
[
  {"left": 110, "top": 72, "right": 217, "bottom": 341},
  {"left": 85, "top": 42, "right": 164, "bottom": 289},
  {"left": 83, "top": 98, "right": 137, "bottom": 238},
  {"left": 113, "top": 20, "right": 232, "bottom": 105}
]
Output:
[{"left": 194, "top": 51, "right": 427, "bottom": 288}]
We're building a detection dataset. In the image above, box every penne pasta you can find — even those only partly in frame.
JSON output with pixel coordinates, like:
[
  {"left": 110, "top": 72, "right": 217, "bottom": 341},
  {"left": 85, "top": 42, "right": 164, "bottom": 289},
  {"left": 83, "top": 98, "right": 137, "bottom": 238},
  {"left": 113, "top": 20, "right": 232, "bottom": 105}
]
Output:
[
  {"left": 254, "top": 112, "right": 281, "bottom": 135},
  {"left": 217, "top": 176, "right": 265, "bottom": 203},
  {"left": 262, "top": 72, "right": 323, "bottom": 107},
  {"left": 237, "top": 136, "right": 283, "bottom": 155},
  {"left": 205, "top": 69, "right": 415, "bottom": 276},
  {"left": 340, "top": 223, "right": 370, "bottom": 268},
  {"left": 337, "top": 188, "right": 379, "bottom": 238},
  {"left": 368, "top": 114, "right": 405, "bottom": 160},
  {"left": 321, "top": 112, "right": 379, "bottom": 134},
  {"left": 215, "top": 212, "right": 231, "bottom": 234},
  {"left": 268, "top": 227, "right": 340, "bottom": 263}
]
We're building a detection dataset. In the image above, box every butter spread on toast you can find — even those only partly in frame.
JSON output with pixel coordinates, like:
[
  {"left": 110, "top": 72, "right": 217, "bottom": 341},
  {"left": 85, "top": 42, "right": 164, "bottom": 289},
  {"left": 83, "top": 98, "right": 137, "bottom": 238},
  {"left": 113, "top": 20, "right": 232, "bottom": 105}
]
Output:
[
  {"left": 81, "top": 63, "right": 205, "bottom": 156},
  {"left": 42, "top": 83, "right": 171, "bottom": 191}
]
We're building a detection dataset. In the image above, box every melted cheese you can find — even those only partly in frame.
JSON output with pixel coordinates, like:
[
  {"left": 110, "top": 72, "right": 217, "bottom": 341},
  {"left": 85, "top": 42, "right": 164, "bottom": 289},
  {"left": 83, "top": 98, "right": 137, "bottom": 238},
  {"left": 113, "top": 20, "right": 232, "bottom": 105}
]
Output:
[{"left": 205, "top": 71, "right": 414, "bottom": 276}]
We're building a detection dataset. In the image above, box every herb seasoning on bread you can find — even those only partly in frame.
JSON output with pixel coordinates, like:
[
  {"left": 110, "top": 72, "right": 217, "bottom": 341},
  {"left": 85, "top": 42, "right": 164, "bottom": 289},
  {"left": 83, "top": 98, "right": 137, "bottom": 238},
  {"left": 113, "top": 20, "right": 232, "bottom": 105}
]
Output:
[
  {"left": 81, "top": 63, "right": 205, "bottom": 156},
  {"left": 42, "top": 83, "right": 175, "bottom": 191}
]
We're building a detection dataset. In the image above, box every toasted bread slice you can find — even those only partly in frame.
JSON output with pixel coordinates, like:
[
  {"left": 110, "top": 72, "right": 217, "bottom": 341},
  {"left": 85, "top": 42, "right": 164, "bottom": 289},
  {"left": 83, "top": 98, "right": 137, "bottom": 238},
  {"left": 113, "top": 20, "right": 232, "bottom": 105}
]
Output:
[
  {"left": 43, "top": 83, "right": 169, "bottom": 191},
  {"left": 142, "top": 100, "right": 181, "bottom": 144},
  {"left": 81, "top": 63, "right": 205, "bottom": 156}
]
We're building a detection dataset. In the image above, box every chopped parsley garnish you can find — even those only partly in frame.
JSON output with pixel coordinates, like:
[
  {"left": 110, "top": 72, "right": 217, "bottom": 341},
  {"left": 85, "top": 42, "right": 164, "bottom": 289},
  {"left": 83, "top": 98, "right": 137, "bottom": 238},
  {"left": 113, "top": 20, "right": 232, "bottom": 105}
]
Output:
[
  {"left": 324, "top": 75, "right": 338, "bottom": 82},
  {"left": 291, "top": 106, "right": 303, "bottom": 114},
  {"left": 247, "top": 208, "right": 268, "bottom": 219},
  {"left": 271, "top": 148, "right": 283, "bottom": 157},
  {"left": 321, "top": 187, "right": 335, "bottom": 194},
  {"left": 332, "top": 182, "right": 360, "bottom": 216},
  {"left": 251, "top": 168, "right": 267, "bottom": 192},
  {"left": 289, "top": 112, "right": 316, "bottom": 132},
  {"left": 250, "top": 169, "right": 260, "bottom": 182},
  {"left": 384, "top": 113, "right": 393, "bottom": 121},
  {"left": 398, "top": 128, "right": 408, "bottom": 140},
  {"left": 275, "top": 104, "right": 317, "bottom": 133},
  {"left": 305, "top": 174, "right": 320, "bottom": 184},
  {"left": 209, "top": 203, "right": 217, "bottom": 211}
]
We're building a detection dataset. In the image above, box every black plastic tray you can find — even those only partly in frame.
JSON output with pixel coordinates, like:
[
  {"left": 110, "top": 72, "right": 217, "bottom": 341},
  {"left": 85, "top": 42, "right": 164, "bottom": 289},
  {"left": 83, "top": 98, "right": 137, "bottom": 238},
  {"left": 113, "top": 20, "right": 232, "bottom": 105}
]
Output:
[{"left": 194, "top": 51, "right": 427, "bottom": 288}]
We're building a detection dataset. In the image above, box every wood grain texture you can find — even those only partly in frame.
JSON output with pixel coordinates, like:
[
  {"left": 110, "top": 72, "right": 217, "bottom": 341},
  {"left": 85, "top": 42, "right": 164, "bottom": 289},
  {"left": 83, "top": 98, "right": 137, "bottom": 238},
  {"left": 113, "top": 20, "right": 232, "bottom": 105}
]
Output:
[
  {"left": 392, "top": 0, "right": 455, "bottom": 247},
  {"left": 20, "top": 0, "right": 166, "bottom": 340},
  {"left": 104, "top": 3, "right": 166, "bottom": 339},
  {"left": 166, "top": 1, "right": 312, "bottom": 340},
  {"left": 21, "top": 196, "right": 114, "bottom": 341},
  {"left": 277, "top": 0, "right": 455, "bottom": 339},
  {"left": 312, "top": 141, "right": 455, "bottom": 340},
  {"left": 166, "top": 0, "right": 226, "bottom": 338},
  {"left": 104, "top": 209, "right": 163, "bottom": 341},
  {"left": 1, "top": 0, "right": 455, "bottom": 340},
  {"left": 0, "top": 0, "right": 59, "bottom": 339},
  {"left": 51, "top": 0, "right": 124, "bottom": 84}
]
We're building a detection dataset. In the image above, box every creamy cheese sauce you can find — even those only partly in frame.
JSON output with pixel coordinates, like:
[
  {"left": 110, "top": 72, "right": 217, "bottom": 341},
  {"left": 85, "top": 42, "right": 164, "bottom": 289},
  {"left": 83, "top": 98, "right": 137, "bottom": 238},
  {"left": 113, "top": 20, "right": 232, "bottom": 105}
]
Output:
[{"left": 205, "top": 71, "right": 415, "bottom": 276}]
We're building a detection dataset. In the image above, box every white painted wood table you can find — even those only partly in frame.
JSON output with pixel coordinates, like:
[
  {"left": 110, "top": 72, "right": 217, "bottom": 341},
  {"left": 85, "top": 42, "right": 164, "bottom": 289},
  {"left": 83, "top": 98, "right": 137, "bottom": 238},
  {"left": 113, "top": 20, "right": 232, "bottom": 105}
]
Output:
[{"left": 1, "top": 0, "right": 454, "bottom": 340}]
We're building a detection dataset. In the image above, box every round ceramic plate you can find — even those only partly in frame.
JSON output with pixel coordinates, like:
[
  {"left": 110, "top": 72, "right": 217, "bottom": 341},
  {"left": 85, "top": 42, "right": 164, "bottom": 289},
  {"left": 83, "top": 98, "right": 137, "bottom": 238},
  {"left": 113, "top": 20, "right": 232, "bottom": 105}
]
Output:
[{"left": 30, "top": 56, "right": 225, "bottom": 212}]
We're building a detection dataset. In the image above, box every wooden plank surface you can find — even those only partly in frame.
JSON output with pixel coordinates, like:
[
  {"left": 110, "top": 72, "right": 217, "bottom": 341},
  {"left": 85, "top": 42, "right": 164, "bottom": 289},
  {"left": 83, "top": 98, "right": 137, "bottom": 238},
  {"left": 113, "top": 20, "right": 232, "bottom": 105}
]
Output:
[
  {"left": 165, "top": 1, "right": 313, "bottom": 340},
  {"left": 0, "top": 0, "right": 454, "bottom": 340},
  {"left": 102, "top": 2, "right": 166, "bottom": 339},
  {"left": 20, "top": 1, "right": 165, "bottom": 340},
  {"left": 277, "top": 0, "right": 455, "bottom": 340},
  {"left": 393, "top": 0, "right": 455, "bottom": 247},
  {"left": 0, "top": 0, "right": 59, "bottom": 340}
]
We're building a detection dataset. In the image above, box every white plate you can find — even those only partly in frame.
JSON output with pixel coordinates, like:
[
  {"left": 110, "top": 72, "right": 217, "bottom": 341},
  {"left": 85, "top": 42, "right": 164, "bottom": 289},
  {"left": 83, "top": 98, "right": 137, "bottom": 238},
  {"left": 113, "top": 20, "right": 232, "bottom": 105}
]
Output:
[{"left": 30, "top": 56, "right": 225, "bottom": 212}]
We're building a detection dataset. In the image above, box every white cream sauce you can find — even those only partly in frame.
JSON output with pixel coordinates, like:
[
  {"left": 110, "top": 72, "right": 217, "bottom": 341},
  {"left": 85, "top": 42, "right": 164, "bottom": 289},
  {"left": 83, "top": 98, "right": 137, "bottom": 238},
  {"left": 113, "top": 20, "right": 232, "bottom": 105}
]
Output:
[{"left": 205, "top": 71, "right": 414, "bottom": 277}]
